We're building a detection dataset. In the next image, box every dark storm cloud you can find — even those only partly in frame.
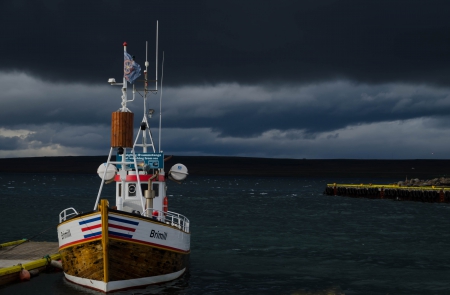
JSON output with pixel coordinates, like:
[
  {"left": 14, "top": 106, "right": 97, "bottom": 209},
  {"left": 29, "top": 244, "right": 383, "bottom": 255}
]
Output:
[
  {"left": 159, "top": 82, "right": 450, "bottom": 137},
  {"left": 25, "top": 124, "right": 110, "bottom": 150},
  {"left": 0, "top": 135, "right": 24, "bottom": 150},
  {"left": 0, "top": 72, "right": 120, "bottom": 127},
  {"left": 2, "top": 74, "right": 450, "bottom": 158},
  {"left": 1, "top": 0, "right": 450, "bottom": 86},
  {"left": 1, "top": 73, "right": 450, "bottom": 140},
  {"left": 2, "top": 1, "right": 450, "bottom": 159}
]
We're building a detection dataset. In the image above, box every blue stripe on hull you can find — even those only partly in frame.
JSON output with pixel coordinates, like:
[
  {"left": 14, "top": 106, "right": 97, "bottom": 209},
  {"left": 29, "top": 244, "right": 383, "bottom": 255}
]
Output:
[
  {"left": 79, "top": 216, "right": 101, "bottom": 225},
  {"left": 109, "top": 216, "right": 139, "bottom": 226},
  {"left": 84, "top": 232, "right": 101, "bottom": 238}
]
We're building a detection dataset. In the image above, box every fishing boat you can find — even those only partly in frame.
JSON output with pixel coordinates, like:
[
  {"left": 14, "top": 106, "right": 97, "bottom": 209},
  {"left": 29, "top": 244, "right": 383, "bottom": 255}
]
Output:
[{"left": 57, "top": 29, "right": 190, "bottom": 293}]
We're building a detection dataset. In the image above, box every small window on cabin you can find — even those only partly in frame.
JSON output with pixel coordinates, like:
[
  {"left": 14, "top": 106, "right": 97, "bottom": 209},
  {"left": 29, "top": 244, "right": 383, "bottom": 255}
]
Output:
[
  {"left": 153, "top": 183, "right": 159, "bottom": 197},
  {"left": 128, "top": 184, "right": 136, "bottom": 197},
  {"left": 118, "top": 184, "right": 121, "bottom": 197}
]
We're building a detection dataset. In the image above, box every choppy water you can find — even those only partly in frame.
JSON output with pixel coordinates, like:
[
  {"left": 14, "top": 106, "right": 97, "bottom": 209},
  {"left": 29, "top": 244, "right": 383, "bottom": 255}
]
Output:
[{"left": 1, "top": 173, "right": 450, "bottom": 294}]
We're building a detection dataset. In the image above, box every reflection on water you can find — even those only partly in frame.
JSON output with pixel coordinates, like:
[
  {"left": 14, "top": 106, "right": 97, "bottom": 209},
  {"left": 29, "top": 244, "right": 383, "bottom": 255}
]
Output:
[{"left": 1, "top": 174, "right": 450, "bottom": 294}]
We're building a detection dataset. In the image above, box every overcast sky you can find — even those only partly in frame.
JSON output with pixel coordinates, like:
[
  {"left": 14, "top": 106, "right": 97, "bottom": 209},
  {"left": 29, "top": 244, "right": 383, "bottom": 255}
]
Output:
[{"left": 1, "top": 0, "right": 450, "bottom": 159}]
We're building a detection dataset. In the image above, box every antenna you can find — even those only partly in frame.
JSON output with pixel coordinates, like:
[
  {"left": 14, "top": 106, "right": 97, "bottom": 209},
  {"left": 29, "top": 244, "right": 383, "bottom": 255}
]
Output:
[
  {"left": 159, "top": 51, "right": 164, "bottom": 153},
  {"left": 156, "top": 21, "right": 158, "bottom": 92},
  {"left": 142, "top": 41, "right": 149, "bottom": 152}
]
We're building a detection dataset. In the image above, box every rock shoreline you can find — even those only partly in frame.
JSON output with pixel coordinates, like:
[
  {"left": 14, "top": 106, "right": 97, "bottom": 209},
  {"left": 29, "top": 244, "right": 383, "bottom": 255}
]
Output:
[{"left": 397, "top": 177, "right": 450, "bottom": 187}]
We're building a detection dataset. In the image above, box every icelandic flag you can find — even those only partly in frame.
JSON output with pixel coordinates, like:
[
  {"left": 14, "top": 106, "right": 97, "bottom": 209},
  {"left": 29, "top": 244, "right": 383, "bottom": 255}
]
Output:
[{"left": 124, "top": 52, "right": 141, "bottom": 84}]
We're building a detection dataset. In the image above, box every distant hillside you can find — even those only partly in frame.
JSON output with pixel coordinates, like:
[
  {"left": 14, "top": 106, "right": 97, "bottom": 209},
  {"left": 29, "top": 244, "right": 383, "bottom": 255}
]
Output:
[{"left": 0, "top": 156, "right": 448, "bottom": 178}]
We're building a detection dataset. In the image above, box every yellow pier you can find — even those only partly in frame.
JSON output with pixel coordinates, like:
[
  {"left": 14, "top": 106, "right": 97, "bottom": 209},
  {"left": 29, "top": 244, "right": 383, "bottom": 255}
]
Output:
[
  {"left": 324, "top": 183, "right": 450, "bottom": 203},
  {"left": 0, "top": 240, "right": 60, "bottom": 286}
]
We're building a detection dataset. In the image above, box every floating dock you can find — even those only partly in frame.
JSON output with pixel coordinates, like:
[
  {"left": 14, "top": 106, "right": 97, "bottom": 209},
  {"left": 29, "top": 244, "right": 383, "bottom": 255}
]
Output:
[
  {"left": 0, "top": 240, "right": 60, "bottom": 286},
  {"left": 324, "top": 183, "right": 450, "bottom": 203}
]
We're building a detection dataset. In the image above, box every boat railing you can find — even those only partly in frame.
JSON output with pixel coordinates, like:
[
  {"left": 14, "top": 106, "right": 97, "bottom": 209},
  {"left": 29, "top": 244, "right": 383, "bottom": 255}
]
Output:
[
  {"left": 59, "top": 207, "right": 79, "bottom": 223},
  {"left": 142, "top": 209, "right": 190, "bottom": 233}
]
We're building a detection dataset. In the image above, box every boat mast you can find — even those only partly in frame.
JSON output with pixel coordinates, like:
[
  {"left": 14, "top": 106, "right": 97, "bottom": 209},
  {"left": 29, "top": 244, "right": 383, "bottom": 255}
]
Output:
[
  {"left": 134, "top": 21, "right": 159, "bottom": 153},
  {"left": 156, "top": 20, "right": 158, "bottom": 93},
  {"left": 157, "top": 21, "right": 162, "bottom": 153},
  {"left": 94, "top": 42, "right": 145, "bottom": 211}
]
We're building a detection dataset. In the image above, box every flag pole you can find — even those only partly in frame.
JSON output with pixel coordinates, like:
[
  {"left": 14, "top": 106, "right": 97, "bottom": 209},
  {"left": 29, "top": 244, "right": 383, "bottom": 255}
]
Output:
[
  {"left": 122, "top": 42, "right": 128, "bottom": 112},
  {"left": 123, "top": 42, "right": 128, "bottom": 91}
]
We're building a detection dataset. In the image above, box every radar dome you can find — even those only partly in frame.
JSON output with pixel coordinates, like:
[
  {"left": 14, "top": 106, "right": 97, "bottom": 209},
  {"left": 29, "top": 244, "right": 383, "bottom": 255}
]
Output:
[
  {"left": 97, "top": 163, "right": 118, "bottom": 181},
  {"left": 169, "top": 164, "right": 189, "bottom": 181}
]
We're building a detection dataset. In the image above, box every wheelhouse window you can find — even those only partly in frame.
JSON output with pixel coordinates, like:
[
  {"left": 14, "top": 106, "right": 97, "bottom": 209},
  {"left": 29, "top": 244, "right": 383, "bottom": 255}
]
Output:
[{"left": 153, "top": 183, "right": 159, "bottom": 197}]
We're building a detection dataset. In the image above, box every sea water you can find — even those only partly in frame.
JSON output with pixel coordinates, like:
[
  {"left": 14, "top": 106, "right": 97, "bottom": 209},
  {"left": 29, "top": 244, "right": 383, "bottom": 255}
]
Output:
[{"left": 1, "top": 173, "right": 450, "bottom": 295}]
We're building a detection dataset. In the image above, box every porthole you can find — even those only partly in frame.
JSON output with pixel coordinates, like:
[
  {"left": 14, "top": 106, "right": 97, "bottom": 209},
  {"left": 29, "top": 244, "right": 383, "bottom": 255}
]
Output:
[{"left": 128, "top": 184, "right": 136, "bottom": 196}]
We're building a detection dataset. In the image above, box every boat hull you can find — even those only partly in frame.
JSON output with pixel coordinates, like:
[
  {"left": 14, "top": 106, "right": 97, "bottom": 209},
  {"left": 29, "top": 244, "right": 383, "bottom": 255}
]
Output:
[
  {"left": 64, "top": 268, "right": 186, "bottom": 293},
  {"left": 57, "top": 203, "right": 190, "bottom": 293}
]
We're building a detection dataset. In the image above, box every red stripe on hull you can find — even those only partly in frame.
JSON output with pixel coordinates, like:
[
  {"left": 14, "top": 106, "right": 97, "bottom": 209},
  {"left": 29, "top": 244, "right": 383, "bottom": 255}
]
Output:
[
  {"left": 109, "top": 223, "right": 136, "bottom": 232},
  {"left": 81, "top": 224, "right": 102, "bottom": 232}
]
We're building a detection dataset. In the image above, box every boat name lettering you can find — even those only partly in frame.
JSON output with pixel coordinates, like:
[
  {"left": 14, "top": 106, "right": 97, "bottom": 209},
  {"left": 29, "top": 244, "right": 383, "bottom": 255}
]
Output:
[
  {"left": 149, "top": 229, "right": 167, "bottom": 240},
  {"left": 61, "top": 229, "right": 71, "bottom": 240}
]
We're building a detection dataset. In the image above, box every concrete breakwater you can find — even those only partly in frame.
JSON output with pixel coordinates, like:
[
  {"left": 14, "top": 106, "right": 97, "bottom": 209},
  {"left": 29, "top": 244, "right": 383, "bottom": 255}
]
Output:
[{"left": 324, "top": 182, "right": 450, "bottom": 203}]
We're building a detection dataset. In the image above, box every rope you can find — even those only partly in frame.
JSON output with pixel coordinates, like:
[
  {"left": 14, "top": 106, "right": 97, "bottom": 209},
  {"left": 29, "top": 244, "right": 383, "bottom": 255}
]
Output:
[
  {"left": 2, "top": 226, "right": 54, "bottom": 253},
  {"left": 43, "top": 255, "right": 51, "bottom": 265},
  {"left": 1, "top": 239, "right": 28, "bottom": 253},
  {"left": 28, "top": 226, "right": 53, "bottom": 241}
]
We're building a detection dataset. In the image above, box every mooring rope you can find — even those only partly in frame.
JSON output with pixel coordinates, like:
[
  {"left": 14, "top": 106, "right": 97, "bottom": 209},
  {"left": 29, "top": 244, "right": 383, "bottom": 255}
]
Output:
[{"left": 1, "top": 226, "right": 54, "bottom": 253}]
